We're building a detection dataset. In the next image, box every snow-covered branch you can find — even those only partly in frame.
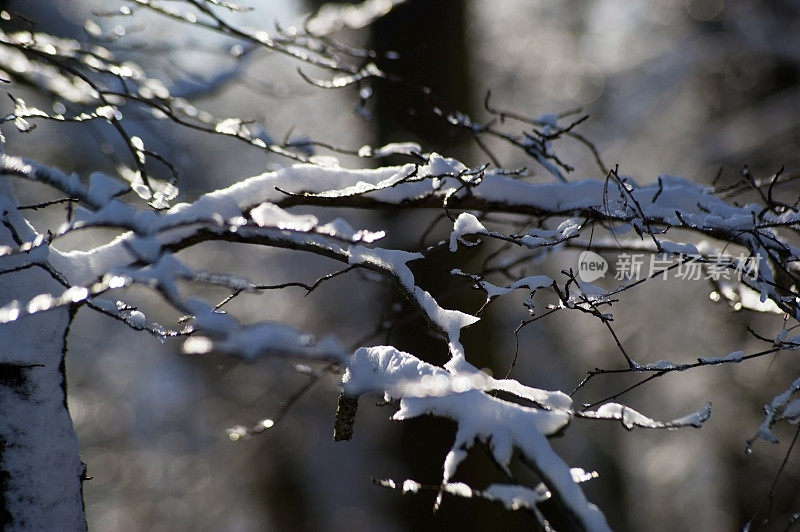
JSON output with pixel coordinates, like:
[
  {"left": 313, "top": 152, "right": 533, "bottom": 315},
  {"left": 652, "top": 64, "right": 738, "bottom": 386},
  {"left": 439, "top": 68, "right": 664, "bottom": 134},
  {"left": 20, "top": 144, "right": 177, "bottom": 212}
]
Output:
[{"left": 2, "top": 2, "right": 800, "bottom": 528}]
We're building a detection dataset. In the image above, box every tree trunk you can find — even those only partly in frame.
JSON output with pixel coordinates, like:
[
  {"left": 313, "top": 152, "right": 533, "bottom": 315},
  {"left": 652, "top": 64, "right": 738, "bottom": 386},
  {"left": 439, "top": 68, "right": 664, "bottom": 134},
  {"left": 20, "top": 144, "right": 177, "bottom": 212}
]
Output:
[{"left": 0, "top": 206, "right": 86, "bottom": 529}]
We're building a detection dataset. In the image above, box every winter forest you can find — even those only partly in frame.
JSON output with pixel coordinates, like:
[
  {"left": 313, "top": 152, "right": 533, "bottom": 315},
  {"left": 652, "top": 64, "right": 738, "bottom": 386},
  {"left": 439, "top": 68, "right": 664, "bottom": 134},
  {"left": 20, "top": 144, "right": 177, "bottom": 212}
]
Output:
[{"left": 1, "top": 0, "right": 799, "bottom": 530}]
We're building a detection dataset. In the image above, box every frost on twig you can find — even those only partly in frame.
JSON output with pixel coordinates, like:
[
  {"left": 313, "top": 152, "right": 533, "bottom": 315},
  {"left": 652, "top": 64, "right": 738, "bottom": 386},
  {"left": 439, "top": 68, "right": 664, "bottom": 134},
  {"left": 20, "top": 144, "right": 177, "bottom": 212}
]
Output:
[{"left": 748, "top": 376, "right": 800, "bottom": 450}]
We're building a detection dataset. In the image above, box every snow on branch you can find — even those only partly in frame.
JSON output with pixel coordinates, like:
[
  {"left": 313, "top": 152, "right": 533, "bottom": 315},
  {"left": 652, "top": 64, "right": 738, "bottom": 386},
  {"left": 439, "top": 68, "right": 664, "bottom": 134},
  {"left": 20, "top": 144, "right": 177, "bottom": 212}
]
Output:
[
  {"left": 3, "top": 1, "right": 800, "bottom": 528},
  {"left": 347, "top": 246, "right": 479, "bottom": 358},
  {"left": 0, "top": 154, "right": 486, "bottom": 363},
  {"left": 748, "top": 376, "right": 800, "bottom": 449},
  {"left": 184, "top": 321, "right": 348, "bottom": 363},
  {"left": 1, "top": 139, "right": 798, "bottom": 527},
  {"left": 576, "top": 402, "right": 712, "bottom": 430},
  {"left": 274, "top": 162, "right": 800, "bottom": 321},
  {"left": 5, "top": 151, "right": 799, "bottom": 368},
  {"left": 342, "top": 345, "right": 710, "bottom": 530},
  {"left": 376, "top": 468, "right": 598, "bottom": 514}
]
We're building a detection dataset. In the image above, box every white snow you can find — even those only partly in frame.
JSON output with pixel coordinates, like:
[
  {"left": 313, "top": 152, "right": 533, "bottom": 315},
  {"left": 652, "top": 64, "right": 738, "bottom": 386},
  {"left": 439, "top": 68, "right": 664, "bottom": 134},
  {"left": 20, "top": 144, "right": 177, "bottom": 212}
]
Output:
[
  {"left": 659, "top": 241, "right": 700, "bottom": 256},
  {"left": 427, "top": 152, "right": 466, "bottom": 176},
  {"left": 251, "top": 202, "right": 318, "bottom": 231},
  {"left": 341, "top": 345, "right": 609, "bottom": 531},
  {"left": 347, "top": 246, "right": 479, "bottom": 357},
  {"left": 643, "top": 360, "right": 678, "bottom": 370},
  {"left": 557, "top": 218, "right": 582, "bottom": 238},
  {"left": 449, "top": 212, "right": 486, "bottom": 252},
  {"left": 373, "top": 142, "right": 421, "bottom": 158},
  {"left": 16, "top": 158, "right": 790, "bottom": 330},
  {"left": 583, "top": 402, "right": 712, "bottom": 429},
  {"left": 482, "top": 483, "right": 546, "bottom": 510},
  {"left": 699, "top": 350, "right": 744, "bottom": 364},
  {"left": 127, "top": 236, "right": 162, "bottom": 262},
  {"left": 185, "top": 322, "right": 348, "bottom": 363},
  {"left": 402, "top": 479, "right": 421, "bottom": 493},
  {"left": 87, "top": 172, "right": 128, "bottom": 204},
  {"left": 753, "top": 376, "right": 800, "bottom": 445},
  {"left": 214, "top": 117, "right": 243, "bottom": 135},
  {"left": 251, "top": 203, "right": 384, "bottom": 243},
  {"left": 478, "top": 275, "right": 553, "bottom": 299},
  {"left": 4, "top": 149, "right": 797, "bottom": 531},
  {"left": 782, "top": 399, "right": 800, "bottom": 422}
]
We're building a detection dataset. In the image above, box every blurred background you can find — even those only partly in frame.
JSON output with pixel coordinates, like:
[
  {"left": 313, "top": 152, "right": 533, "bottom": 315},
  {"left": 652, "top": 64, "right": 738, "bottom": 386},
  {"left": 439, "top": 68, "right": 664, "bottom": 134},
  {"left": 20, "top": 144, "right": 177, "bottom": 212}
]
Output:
[{"left": 2, "top": 0, "right": 800, "bottom": 530}]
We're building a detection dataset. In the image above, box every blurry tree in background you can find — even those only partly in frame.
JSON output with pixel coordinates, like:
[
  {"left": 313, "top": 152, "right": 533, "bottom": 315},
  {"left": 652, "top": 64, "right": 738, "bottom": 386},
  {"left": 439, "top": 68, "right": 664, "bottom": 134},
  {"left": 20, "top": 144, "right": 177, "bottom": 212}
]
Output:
[{"left": 1, "top": 1, "right": 800, "bottom": 531}]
